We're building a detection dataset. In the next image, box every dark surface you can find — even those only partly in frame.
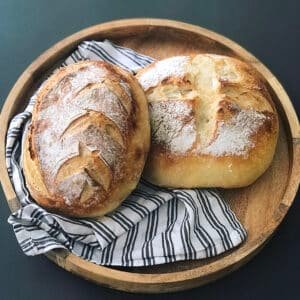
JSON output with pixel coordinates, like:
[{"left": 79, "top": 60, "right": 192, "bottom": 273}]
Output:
[{"left": 0, "top": 0, "right": 299, "bottom": 299}]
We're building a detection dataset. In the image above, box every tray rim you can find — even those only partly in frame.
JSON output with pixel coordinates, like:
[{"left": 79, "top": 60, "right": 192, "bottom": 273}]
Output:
[{"left": 0, "top": 18, "right": 299, "bottom": 293}]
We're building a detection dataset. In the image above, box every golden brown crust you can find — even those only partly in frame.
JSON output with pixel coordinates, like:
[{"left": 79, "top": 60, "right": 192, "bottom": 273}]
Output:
[
  {"left": 23, "top": 61, "right": 150, "bottom": 217},
  {"left": 136, "top": 54, "right": 278, "bottom": 188}
]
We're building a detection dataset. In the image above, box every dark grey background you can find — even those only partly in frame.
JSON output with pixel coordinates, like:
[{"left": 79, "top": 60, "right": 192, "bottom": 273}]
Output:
[{"left": 0, "top": 0, "right": 299, "bottom": 299}]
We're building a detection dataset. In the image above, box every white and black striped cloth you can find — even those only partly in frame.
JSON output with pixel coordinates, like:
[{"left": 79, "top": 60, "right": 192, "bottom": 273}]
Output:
[{"left": 6, "top": 40, "right": 247, "bottom": 267}]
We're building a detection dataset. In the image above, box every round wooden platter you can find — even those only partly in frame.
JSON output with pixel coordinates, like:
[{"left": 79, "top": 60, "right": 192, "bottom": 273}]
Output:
[{"left": 0, "top": 18, "right": 299, "bottom": 293}]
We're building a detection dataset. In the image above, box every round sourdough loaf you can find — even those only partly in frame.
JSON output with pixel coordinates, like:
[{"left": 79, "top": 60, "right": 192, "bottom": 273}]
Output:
[
  {"left": 136, "top": 54, "right": 278, "bottom": 188},
  {"left": 23, "top": 61, "right": 150, "bottom": 217}
]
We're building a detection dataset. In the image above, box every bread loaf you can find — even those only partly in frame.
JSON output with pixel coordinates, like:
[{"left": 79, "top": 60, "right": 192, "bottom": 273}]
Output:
[
  {"left": 136, "top": 54, "right": 278, "bottom": 188},
  {"left": 23, "top": 61, "right": 150, "bottom": 217}
]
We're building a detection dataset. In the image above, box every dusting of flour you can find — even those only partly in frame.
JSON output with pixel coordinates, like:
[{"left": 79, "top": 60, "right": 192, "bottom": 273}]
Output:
[
  {"left": 202, "top": 110, "right": 267, "bottom": 156},
  {"left": 138, "top": 56, "right": 189, "bottom": 90},
  {"left": 150, "top": 100, "right": 196, "bottom": 154},
  {"left": 57, "top": 170, "right": 95, "bottom": 205}
]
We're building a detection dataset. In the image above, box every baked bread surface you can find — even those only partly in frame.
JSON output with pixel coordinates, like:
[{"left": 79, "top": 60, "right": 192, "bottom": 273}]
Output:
[
  {"left": 136, "top": 54, "right": 278, "bottom": 188},
  {"left": 23, "top": 61, "right": 150, "bottom": 217}
]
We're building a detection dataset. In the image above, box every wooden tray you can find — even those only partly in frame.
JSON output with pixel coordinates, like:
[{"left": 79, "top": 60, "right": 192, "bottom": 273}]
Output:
[{"left": 0, "top": 19, "right": 299, "bottom": 293}]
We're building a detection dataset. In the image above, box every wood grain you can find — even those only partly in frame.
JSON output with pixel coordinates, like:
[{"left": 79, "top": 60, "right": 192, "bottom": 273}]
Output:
[{"left": 0, "top": 18, "right": 299, "bottom": 293}]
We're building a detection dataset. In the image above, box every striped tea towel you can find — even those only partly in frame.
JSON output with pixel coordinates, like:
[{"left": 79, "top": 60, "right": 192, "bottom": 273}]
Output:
[{"left": 6, "top": 40, "right": 247, "bottom": 267}]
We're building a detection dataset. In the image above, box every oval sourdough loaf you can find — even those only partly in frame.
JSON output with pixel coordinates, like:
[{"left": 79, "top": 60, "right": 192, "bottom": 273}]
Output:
[
  {"left": 23, "top": 61, "right": 150, "bottom": 217},
  {"left": 136, "top": 54, "right": 278, "bottom": 188}
]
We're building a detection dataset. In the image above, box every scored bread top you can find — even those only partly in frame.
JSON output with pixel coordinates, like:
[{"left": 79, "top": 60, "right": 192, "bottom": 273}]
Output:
[
  {"left": 136, "top": 54, "right": 278, "bottom": 188},
  {"left": 24, "top": 61, "right": 150, "bottom": 216},
  {"left": 137, "top": 54, "right": 277, "bottom": 158}
]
